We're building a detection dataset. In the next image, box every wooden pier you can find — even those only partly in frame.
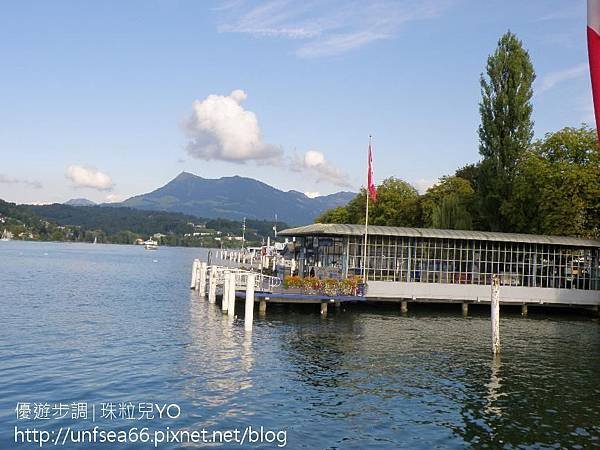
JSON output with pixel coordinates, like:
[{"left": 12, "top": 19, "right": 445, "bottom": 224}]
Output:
[{"left": 190, "top": 260, "right": 366, "bottom": 321}]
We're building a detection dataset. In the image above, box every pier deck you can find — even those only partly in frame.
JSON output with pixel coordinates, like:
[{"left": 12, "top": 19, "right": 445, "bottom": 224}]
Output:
[{"left": 235, "top": 290, "right": 365, "bottom": 304}]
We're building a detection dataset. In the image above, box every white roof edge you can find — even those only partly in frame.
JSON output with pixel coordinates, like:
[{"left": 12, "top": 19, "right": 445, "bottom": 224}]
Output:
[{"left": 279, "top": 223, "right": 600, "bottom": 248}]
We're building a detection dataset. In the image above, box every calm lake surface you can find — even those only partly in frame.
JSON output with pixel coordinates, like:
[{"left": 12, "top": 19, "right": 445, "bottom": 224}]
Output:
[{"left": 1, "top": 241, "right": 599, "bottom": 449}]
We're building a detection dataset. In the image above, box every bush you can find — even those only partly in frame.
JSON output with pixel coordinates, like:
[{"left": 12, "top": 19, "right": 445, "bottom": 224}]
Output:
[{"left": 282, "top": 275, "right": 362, "bottom": 296}]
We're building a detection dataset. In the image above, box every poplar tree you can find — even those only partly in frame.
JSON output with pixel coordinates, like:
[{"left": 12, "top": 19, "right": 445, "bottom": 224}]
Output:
[{"left": 477, "top": 31, "right": 536, "bottom": 231}]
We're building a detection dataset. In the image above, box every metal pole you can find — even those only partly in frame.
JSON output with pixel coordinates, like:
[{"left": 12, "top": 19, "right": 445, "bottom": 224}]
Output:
[{"left": 363, "top": 136, "right": 371, "bottom": 283}]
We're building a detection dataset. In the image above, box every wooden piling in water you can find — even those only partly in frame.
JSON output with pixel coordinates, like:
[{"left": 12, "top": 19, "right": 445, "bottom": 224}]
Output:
[
  {"left": 521, "top": 304, "right": 528, "bottom": 316},
  {"left": 320, "top": 302, "right": 328, "bottom": 316},
  {"left": 401, "top": 300, "right": 408, "bottom": 314},
  {"left": 491, "top": 274, "right": 500, "bottom": 355},
  {"left": 462, "top": 302, "right": 469, "bottom": 316},
  {"left": 198, "top": 262, "right": 207, "bottom": 297},
  {"left": 245, "top": 273, "right": 255, "bottom": 331},
  {"left": 190, "top": 259, "right": 199, "bottom": 289},
  {"left": 208, "top": 266, "right": 217, "bottom": 304},
  {"left": 222, "top": 270, "right": 230, "bottom": 313},
  {"left": 228, "top": 272, "right": 236, "bottom": 318}
]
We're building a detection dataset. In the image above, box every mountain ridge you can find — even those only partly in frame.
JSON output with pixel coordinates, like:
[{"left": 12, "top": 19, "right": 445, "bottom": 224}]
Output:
[{"left": 115, "top": 172, "right": 355, "bottom": 225}]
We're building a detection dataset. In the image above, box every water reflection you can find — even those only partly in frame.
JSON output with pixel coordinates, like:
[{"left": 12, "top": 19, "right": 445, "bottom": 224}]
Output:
[
  {"left": 1, "top": 242, "right": 599, "bottom": 449},
  {"left": 183, "top": 292, "right": 256, "bottom": 426},
  {"left": 484, "top": 355, "right": 503, "bottom": 417}
]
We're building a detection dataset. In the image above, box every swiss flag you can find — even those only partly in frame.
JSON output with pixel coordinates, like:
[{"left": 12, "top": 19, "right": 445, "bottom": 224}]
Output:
[
  {"left": 588, "top": 0, "right": 600, "bottom": 140},
  {"left": 368, "top": 143, "right": 377, "bottom": 202}
]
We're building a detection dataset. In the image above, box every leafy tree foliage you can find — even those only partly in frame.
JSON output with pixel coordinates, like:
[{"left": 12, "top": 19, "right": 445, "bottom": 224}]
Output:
[
  {"left": 502, "top": 126, "right": 600, "bottom": 238},
  {"left": 477, "top": 31, "right": 536, "bottom": 231},
  {"left": 0, "top": 201, "right": 283, "bottom": 247},
  {"left": 316, "top": 178, "right": 422, "bottom": 227},
  {"left": 422, "top": 177, "right": 475, "bottom": 230}
]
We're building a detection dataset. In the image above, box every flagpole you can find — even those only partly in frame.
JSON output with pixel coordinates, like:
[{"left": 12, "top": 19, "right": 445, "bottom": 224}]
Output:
[{"left": 363, "top": 136, "right": 372, "bottom": 283}]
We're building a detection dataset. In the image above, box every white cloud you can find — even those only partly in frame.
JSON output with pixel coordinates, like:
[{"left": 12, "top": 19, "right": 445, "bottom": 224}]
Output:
[
  {"left": 304, "top": 150, "right": 325, "bottom": 167},
  {"left": 291, "top": 150, "right": 353, "bottom": 188},
  {"left": 184, "top": 89, "right": 283, "bottom": 163},
  {"left": 411, "top": 179, "right": 436, "bottom": 194},
  {"left": 216, "top": 0, "right": 452, "bottom": 58},
  {"left": 537, "top": 63, "right": 588, "bottom": 94},
  {"left": 0, "top": 174, "right": 42, "bottom": 189},
  {"left": 28, "top": 201, "right": 52, "bottom": 205},
  {"left": 66, "top": 165, "right": 114, "bottom": 191},
  {"left": 304, "top": 191, "right": 321, "bottom": 198},
  {"left": 104, "top": 193, "right": 124, "bottom": 203}
]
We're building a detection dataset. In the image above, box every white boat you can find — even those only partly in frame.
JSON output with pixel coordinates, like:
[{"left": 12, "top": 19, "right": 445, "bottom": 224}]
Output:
[
  {"left": 143, "top": 239, "right": 158, "bottom": 250},
  {"left": 1, "top": 229, "right": 12, "bottom": 241}
]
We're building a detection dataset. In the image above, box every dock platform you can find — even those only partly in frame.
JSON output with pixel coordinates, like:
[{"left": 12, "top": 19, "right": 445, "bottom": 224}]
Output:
[{"left": 235, "top": 290, "right": 365, "bottom": 304}]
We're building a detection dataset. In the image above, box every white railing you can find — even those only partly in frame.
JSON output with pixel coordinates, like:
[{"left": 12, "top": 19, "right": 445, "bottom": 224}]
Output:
[{"left": 200, "top": 264, "right": 281, "bottom": 292}]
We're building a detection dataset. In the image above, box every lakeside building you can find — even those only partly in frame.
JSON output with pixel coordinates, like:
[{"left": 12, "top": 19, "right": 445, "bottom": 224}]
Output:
[{"left": 278, "top": 224, "right": 600, "bottom": 306}]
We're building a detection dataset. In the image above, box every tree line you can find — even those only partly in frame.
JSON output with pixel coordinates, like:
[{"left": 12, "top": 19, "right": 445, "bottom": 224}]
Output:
[
  {"left": 0, "top": 201, "right": 285, "bottom": 247},
  {"left": 317, "top": 32, "right": 600, "bottom": 239}
]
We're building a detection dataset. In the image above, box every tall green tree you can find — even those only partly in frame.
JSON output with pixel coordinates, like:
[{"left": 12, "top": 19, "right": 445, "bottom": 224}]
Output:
[
  {"left": 477, "top": 31, "right": 536, "bottom": 231},
  {"left": 422, "top": 176, "right": 475, "bottom": 230}
]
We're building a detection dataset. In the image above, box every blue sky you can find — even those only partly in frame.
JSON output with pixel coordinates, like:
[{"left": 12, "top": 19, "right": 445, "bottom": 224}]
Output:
[{"left": 0, "top": 0, "right": 593, "bottom": 204}]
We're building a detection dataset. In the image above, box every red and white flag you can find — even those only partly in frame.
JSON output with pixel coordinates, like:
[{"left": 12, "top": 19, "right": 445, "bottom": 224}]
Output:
[
  {"left": 367, "top": 143, "right": 377, "bottom": 202},
  {"left": 588, "top": 0, "right": 600, "bottom": 139}
]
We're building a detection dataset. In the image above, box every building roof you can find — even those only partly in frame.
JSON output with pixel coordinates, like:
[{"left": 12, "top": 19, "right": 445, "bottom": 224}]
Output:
[{"left": 279, "top": 223, "right": 600, "bottom": 248}]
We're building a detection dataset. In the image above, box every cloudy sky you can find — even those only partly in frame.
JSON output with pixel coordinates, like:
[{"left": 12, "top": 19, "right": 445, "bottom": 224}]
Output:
[{"left": 0, "top": 0, "right": 593, "bottom": 204}]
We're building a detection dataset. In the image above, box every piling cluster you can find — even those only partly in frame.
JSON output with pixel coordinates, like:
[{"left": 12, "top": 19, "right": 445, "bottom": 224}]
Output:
[{"left": 191, "top": 260, "right": 272, "bottom": 331}]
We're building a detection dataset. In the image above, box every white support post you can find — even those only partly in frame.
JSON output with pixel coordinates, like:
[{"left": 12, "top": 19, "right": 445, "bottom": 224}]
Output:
[
  {"left": 245, "top": 273, "right": 255, "bottom": 331},
  {"left": 198, "top": 262, "right": 207, "bottom": 297},
  {"left": 190, "top": 259, "right": 199, "bottom": 289},
  {"left": 320, "top": 302, "right": 328, "bottom": 316},
  {"left": 222, "top": 270, "right": 230, "bottom": 313},
  {"left": 491, "top": 274, "right": 500, "bottom": 355},
  {"left": 208, "top": 266, "right": 217, "bottom": 304},
  {"left": 401, "top": 300, "right": 408, "bottom": 314},
  {"left": 228, "top": 272, "right": 236, "bottom": 317}
]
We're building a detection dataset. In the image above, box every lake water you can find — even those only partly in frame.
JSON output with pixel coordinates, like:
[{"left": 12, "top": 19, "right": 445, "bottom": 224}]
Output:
[{"left": 1, "top": 241, "right": 599, "bottom": 449}]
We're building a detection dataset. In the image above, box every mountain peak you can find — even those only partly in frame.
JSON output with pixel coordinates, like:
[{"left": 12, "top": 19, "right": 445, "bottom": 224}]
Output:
[
  {"left": 174, "top": 171, "right": 198, "bottom": 181},
  {"left": 64, "top": 198, "right": 96, "bottom": 207},
  {"left": 118, "top": 172, "right": 355, "bottom": 225}
]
